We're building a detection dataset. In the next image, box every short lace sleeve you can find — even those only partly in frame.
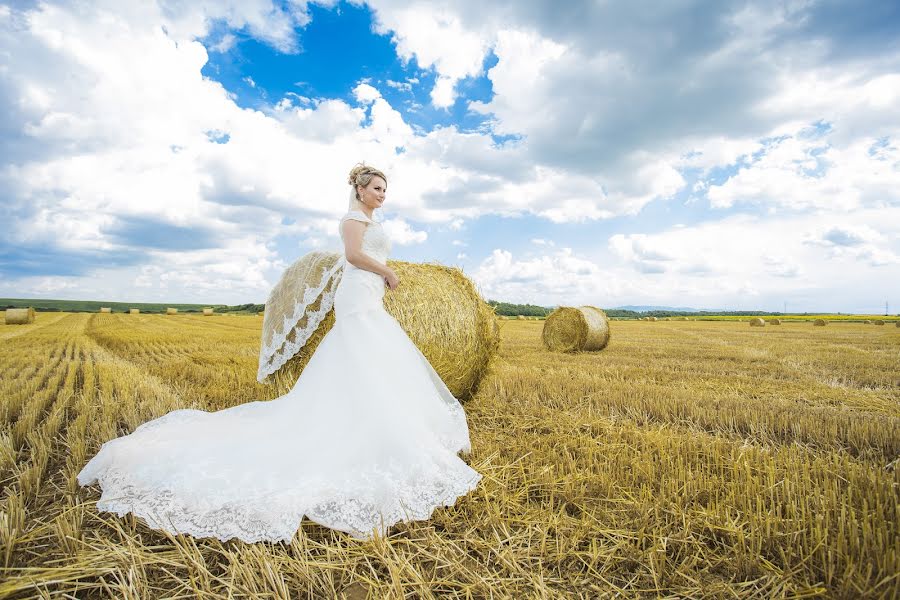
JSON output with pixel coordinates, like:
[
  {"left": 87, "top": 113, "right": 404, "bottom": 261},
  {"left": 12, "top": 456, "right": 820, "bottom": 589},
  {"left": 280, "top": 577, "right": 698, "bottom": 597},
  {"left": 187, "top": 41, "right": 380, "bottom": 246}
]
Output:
[
  {"left": 341, "top": 210, "right": 373, "bottom": 225},
  {"left": 339, "top": 211, "right": 374, "bottom": 243}
]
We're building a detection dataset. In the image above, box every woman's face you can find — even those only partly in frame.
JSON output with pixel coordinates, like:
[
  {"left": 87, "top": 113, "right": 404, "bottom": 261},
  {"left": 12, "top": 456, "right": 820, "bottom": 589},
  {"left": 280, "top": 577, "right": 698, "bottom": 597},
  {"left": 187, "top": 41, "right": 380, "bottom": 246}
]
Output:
[{"left": 358, "top": 176, "right": 386, "bottom": 209}]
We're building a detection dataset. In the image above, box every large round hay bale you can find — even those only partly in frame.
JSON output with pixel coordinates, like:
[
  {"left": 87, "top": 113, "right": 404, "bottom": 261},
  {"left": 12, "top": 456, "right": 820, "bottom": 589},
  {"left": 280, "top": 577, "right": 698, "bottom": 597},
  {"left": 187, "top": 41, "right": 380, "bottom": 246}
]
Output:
[
  {"left": 749, "top": 318, "right": 765, "bottom": 327},
  {"left": 516, "top": 315, "right": 526, "bottom": 320},
  {"left": 203, "top": 308, "right": 214, "bottom": 316},
  {"left": 649, "top": 316, "right": 658, "bottom": 321},
  {"left": 262, "top": 256, "right": 499, "bottom": 401},
  {"left": 4, "top": 307, "right": 35, "bottom": 325},
  {"left": 166, "top": 308, "right": 178, "bottom": 315},
  {"left": 542, "top": 306, "right": 610, "bottom": 352},
  {"left": 768, "top": 319, "right": 781, "bottom": 325},
  {"left": 896, "top": 321, "right": 900, "bottom": 328},
  {"left": 873, "top": 319, "right": 885, "bottom": 326},
  {"left": 864, "top": 319, "right": 872, "bottom": 324},
  {"left": 99, "top": 307, "right": 111, "bottom": 313},
  {"left": 814, "top": 319, "right": 827, "bottom": 326},
  {"left": 129, "top": 308, "right": 140, "bottom": 314}
]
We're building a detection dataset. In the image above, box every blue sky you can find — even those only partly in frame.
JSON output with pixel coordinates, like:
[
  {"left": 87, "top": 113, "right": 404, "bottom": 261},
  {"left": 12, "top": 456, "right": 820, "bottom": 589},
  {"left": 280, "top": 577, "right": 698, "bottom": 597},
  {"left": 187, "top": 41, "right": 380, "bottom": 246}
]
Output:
[{"left": 1, "top": 0, "right": 899, "bottom": 312}]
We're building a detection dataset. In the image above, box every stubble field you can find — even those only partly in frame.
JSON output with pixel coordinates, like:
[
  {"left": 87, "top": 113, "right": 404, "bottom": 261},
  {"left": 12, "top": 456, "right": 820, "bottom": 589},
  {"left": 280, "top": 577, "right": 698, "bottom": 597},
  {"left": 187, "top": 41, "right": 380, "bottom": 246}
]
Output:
[{"left": 0, "top": 312, "right": 897, "bottom": 599}]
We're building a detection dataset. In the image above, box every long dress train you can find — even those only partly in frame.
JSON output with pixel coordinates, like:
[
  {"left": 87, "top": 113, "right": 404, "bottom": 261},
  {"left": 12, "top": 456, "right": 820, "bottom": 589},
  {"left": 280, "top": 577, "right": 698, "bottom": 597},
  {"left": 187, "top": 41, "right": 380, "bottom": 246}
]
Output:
[{"left": 76, "top": 209, "right": 482, "bottom": 542}]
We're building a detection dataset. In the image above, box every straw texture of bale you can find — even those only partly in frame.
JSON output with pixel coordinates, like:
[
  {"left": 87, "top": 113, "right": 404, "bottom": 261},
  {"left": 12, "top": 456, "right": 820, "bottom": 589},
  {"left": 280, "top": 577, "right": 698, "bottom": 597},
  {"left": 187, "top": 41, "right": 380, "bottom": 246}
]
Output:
[
  {"left": 542, "top": 306, "right": 610, "bottom": 353},
  {"left": 874, "top": 319, "right": 885, "bottom": 326},
  {"left": 768, "top": 319, "right": 781, "bottom": 325},
  {"left": 129, "top": 308, "right": 139, "bottom": 314},
  {"left": 264, "top": 257, "right": 499, "bottom": 400},
  {"left": 203, "top": 308, "right": 214, "bottom": 316},
  {"left": 4, "top": 307, "right": 35, "bottom": 325},
  {"left": 166, "top": 308, "right": 178, "bottom": 315},
  {"left": 814, "top": 319, "right": 827, "bottom": 326},
  {"left": 99, "top": 307, "right": 111, "bottom": 313},
  {"left": 749, "top": 318, "right": 766, "bottom": 327}
]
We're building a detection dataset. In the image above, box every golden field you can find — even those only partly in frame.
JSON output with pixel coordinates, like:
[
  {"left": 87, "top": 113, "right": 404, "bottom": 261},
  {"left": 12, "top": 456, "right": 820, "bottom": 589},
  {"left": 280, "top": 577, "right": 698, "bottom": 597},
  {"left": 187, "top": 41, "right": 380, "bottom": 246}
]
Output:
[{"left": 0, "top": 312, "right": 897, "bottom": 599}]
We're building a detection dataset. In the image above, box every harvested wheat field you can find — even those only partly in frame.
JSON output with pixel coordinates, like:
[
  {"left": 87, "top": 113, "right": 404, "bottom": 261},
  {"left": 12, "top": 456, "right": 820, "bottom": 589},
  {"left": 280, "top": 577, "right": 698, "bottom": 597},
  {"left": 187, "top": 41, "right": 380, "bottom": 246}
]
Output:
[{"left": 0, "top": 313, "right": 898, "bottom": 598}]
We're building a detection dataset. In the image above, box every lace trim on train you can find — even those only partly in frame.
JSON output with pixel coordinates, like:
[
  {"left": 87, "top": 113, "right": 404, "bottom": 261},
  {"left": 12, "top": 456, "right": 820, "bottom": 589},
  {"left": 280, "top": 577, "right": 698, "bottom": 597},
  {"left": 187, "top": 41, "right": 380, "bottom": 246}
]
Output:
[
  {"left": 86, "top": 458, "right": 482, "bottom": 543},
  {"left": 257, "top": 257, "right": 346, "bottom": 383}
]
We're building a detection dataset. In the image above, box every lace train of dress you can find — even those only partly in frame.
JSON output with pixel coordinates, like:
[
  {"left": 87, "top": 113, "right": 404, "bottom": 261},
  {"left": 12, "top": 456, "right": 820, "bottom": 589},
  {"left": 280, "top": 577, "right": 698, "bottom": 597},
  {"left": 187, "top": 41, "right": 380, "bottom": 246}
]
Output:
[{"left": 76, "top": 210, "right": 482, "bottom": 542}]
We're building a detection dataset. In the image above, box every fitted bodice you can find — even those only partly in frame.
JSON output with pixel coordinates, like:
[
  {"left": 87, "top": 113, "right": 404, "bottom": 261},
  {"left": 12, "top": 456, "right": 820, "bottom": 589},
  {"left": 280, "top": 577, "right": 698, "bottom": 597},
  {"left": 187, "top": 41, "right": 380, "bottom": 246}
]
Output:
[
  {"left": 339, "top": 210, "right": 392, "bottom": 266},
  {"left": 335, "top": 210, "right": 392, "bottom": 317}
]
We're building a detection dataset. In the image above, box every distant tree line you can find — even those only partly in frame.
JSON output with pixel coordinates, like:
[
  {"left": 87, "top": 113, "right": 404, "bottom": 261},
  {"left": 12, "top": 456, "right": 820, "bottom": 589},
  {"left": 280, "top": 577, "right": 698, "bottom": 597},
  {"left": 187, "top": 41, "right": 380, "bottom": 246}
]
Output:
[{"left": 487, "top": 301, "right": 552, "bottom": 317}]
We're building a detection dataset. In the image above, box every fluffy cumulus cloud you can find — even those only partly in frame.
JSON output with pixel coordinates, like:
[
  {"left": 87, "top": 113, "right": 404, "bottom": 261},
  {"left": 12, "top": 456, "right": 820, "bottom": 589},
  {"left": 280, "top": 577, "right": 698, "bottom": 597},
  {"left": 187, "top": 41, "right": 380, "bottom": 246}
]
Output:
[
  {"left": 472, "top": 247, "right": 609, "bottom": 306},
  {"left": 1, "top": 0, "right": 899, "bottom": 309},
  {"left": 471, "top": 205, "right": 900, "bottom": 311}
]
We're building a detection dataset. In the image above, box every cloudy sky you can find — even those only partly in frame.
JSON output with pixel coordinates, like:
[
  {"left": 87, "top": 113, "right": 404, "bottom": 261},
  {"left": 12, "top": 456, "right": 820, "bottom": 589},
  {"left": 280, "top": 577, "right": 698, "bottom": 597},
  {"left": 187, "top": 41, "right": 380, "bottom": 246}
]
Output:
[{"left": 1, "top": 0, "right": 898, "bottom": 312}]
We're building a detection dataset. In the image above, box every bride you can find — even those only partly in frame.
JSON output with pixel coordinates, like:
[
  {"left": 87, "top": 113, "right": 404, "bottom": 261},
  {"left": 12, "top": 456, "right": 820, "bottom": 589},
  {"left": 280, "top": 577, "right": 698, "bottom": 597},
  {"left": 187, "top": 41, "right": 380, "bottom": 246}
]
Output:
[{"left": 77, "top": 164, "right": 483, "bottom": 542}]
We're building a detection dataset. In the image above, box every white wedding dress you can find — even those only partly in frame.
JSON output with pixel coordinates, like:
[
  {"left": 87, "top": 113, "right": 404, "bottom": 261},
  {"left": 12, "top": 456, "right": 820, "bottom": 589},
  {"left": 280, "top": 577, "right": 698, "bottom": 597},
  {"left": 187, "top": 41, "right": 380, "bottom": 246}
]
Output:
[{"left": 77, "top": 210, "right": 482, "bottom": 542}]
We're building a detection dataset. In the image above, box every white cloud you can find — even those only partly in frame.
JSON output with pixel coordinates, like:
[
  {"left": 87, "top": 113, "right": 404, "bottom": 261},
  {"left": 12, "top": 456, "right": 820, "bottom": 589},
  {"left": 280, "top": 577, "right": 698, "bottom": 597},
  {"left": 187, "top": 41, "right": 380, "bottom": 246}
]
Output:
[
  {"left": 472, "top": 247, "right": 607, "bottom": 305},
  {"left": 381, "top": 218, "right": 427, "bottom": 245},
  {"left": 366, "top": 2, "right": 488, "bottom": 108},
  {"left": 352, "top": 82, "right": 381, "bottom": 104},
  {"left": 3, "top": 0, "right": 900, "bottom": 311},
  {"left": 706, "top": 130, "right": 900, "bottom": 211}
]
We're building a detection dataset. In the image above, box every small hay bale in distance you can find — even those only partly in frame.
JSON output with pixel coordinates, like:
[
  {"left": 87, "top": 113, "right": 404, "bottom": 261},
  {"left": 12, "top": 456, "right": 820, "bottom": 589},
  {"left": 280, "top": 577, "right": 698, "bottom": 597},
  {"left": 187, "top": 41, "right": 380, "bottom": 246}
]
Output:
[
  {"left": 768, "top": 318, "right": 781, "bottom": 325},
  {"left": 542, "top": 306, "right": 610, "bottom": 353},
  {"left": 864, "top": 319, "right": 873, "bottom": 324},
  {"left": 649, "top": 316, "right": 658, "bottom": 321},
  {"left": 874, "top": 319, "right": 885, "bottom": 326},
  {"left": 129, "top": 308, "right": 140, "bottom": 314},
  {"left": 896, "top": 321, "right": 900, "bottom": 328},
  {"left": 99, "top": 307, "right": 111, "bottom": 313},
  {"left": 516, "top": 315, "right": 526, "bottom": 320},
  {"left": 166, "top": 308, "right": 178, "bottom": 315},
  {"left": 814, "top": 319, "right": 827, "bottom": 326},
  {"left": 4, "top": 307, "right": 35, "bottom": 325},
  {"left": 203, "top": 308, "right": 214, "bottom": 316},
  {"left": 749, "top": 317, "right": 765, "bottom": 327},
  {"left": 262, "top": 254, "right": 499, "bottom": 400}
]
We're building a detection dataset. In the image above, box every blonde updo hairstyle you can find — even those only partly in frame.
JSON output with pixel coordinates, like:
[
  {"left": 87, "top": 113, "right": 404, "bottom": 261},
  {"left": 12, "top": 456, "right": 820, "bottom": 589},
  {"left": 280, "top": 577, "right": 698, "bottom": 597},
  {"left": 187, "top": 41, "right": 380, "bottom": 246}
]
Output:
[{"left": 347, "top": 163, "right": 387, "bottom": 210}]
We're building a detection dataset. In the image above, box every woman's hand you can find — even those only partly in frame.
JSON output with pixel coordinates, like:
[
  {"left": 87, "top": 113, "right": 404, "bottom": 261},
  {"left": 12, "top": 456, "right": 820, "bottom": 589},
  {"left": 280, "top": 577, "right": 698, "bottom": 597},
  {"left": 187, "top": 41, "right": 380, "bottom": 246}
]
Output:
[{"left": 384, "top": 268, "right": 400, "bottom": 291}]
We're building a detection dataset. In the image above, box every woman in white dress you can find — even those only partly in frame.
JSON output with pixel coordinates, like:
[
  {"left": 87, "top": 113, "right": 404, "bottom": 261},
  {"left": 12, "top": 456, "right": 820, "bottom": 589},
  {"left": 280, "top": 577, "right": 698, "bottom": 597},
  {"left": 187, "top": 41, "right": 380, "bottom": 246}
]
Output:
[{"left": 77, "top": 164, "right": 483, "bottom": 542}]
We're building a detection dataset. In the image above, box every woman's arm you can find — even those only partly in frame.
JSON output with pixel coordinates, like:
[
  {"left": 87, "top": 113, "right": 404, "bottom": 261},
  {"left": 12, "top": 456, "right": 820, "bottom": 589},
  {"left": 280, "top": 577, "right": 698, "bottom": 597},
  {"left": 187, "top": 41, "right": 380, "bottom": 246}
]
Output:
[{"left": 342, "top": 219, "right": 392, "bottom": 279}]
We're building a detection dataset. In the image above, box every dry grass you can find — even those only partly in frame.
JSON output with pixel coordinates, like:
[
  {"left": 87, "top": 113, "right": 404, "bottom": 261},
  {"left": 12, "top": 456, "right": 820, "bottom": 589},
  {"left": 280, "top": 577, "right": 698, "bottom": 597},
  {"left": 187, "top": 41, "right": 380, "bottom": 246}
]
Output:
[{"left": 0, "top": 315, "right": 897, "bottom": 598}]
